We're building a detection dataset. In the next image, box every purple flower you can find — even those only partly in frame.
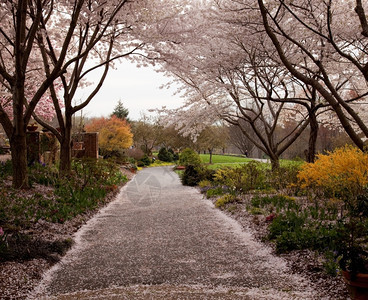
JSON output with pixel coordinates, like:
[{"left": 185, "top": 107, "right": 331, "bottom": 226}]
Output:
[{"left": 0, "top": 227, "right": 4, "bottom": 236}]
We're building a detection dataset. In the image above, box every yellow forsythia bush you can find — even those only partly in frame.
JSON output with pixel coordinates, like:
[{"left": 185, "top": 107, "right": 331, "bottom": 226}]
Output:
[{"left": 297, "top": 145, "right": 368, "bottom": 200}]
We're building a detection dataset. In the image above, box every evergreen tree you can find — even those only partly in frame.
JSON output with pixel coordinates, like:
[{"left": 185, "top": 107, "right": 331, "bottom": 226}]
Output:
[{"left": 112, "top": 100, "right": 129, "bottom": 121}]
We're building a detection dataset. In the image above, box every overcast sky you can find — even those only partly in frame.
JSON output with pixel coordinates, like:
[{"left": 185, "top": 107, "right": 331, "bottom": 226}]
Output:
[{"left": 75, "top": 59, "right": 184, "bottom": 121}]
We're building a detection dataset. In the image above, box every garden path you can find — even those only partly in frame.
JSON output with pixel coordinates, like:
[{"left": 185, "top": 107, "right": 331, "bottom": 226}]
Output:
[{"left": 30, "top": 166, "right": 317, "bottom": 299}]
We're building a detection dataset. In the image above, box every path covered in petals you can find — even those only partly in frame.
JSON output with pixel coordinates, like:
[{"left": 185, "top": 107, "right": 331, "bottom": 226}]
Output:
[{"left": 31, "top": 167, "right": 317, "bottom": 299}]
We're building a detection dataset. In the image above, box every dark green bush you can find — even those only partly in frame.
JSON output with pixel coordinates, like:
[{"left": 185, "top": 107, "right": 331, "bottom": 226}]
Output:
[
  {"left": 268, "top": 211, "right": 307, "bottom": 240},
  {"left": 268, "top": 209, "right": 343, "bottom": 255},
  {"left": 0, "top": 229, "right": 8, "bottom": 257},
  {"left": 181, "top": 164, "right": 214, "bottom": 186},
  {"left": 168, "top": 148, "right": 179, "bottom": 161},
  {"left": 158, "top": 147, "right": 174, "bottom": 162},
  {"left": 29, "top": 162, "right": 59, "bottom": 186},
  {"left": 137, "top": 155, "right": 151, "bottom": 167},
  {"left": 181, "top": 165, "right": 201, "bottom": 186}
]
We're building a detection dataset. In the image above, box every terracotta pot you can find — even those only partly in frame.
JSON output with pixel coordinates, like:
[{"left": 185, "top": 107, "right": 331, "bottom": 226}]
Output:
[{"left": 342, "top": 270, "right": 368, "bottom": 300}]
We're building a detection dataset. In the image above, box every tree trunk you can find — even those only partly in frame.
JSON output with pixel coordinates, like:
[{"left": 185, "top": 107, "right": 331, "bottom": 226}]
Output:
[
  {"left": 209, "top": 149, "right": 213, "bottom": 164},
  {"left": 12, "top": 66, "right": 28, "bottom": 188},
  {"left": 10, "top": 133, "right": 29, "bottom": 189},
  {"left": 307, "top": 113, "right": 319, "bottom": 163},
  {"left": 59, "top": 139, "right": 72, "bottom": 175},
  {"left": 269, "top": 153, "right": 280, "bottom": 171},
  {"left": 59, "top": 115, "right": 73, "bottom": 175}
]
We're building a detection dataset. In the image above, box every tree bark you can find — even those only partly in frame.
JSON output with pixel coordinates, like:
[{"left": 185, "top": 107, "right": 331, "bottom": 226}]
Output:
[
  {"left": 209, "top": 149, "right": 213, "bottom": 164},
  {"left": 307, "top": 112, "right": 319, "bottom": 163},
  {"left": 59, "top": 114, "right": 73, "bottom": 175},
  {"left": 10, "top": 132, "right": 28, "bottom": 188},
  {"left": 59, "top": 139, "right": 72, "bottom": 175},
  {"left": 269, "top": 154, "right": 280, "bottom": 171}
]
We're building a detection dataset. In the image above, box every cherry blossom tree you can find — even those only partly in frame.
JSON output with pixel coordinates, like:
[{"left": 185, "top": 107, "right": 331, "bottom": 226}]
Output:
[
  {"left": 1, "top": 84, "right": 61, "bottom": 123},
  {"left": 31, "top": 0, "right": 145, "bottom": 174},
  {"left": 218, "top": 66, "right": 310, "bottom": 169},
  {"left": 31, "top": 0, "right": 191, "bottom": 175},
  {"left": 0, "top": 0, "right": 182, "bottom": 183},
  {"left": 152, "top": 1, "right": 316, "bottom": 169},
  {"left": 0, "top": 1, "right": 87, "bottom": 188},
  {"left": 150, "top": 0, "right": 368, "bottom": 166},
  {"left": 257, "top": 0, "right": 368, "bottom": 151}
]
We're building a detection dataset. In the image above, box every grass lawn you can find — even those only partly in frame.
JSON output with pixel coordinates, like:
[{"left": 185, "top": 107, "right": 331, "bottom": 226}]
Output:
[
  {"left": 200, "top": 154, "right": 251, "bottom": 164},
  {"left": 199, "top": 154, "right": 305, "bottom": 170},
  {"left": 201, "top": 154, "right": 254, "bottom": 170}
]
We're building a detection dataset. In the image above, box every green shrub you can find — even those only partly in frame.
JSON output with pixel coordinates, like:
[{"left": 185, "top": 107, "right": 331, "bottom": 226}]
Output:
[
  {"left": 268, "top": 210, "right": 343, "bottom": 255},
  {"left": 214, "top": 161, "right": 267, "bottom": 193},
  {"left": 196, "top": 159, "right": 301, "bottom": 194},
  {"left": 181, "top": 164, "right": 214, "bottom": 186},
  {"left": 168, "top": 148, "right": 179, "bottom": 161},
  {"left": 215, "top": 194, "right": 238, "bottom": 208},
  {"left": 266, "top": 164, "right": 302, "bottom": 191},
  {"left": 181, "top": 165, "right": 201, "bottom": 186},
  {"left": 268, "top": 211, "right": 307, "bottom": 240},
  {"left": 206, "top": 187, "right": 225, "bottom": 198},
  {"left": 323, "top": 251, "right": 341, "bottom": 277},
  {"left": 158, "top": 147, "right": 174, "bottom": 162},
  {"left": 242, "top": 161, "right": 265, "bottom": 190},
  {"left": 179, "top": 148, "right": 201, "bottom": 166},
  {"left": 72, "top": 158, "right": 125, "bottom": 187},
  {"left": 198, "top": 180, "right": 212, "bottom": 188},
  {"left": 29, "top": 162, "right": 59, "bottom": 186},
  {"left": 137, "top": 155, "right": 151, "bottom": 167},
  {"left": 0, "top": 227, "right": 8, "bottom": 257}
]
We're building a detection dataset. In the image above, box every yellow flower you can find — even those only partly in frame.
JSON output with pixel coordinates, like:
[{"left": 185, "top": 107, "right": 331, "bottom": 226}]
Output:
[{"left": 298, "top": 145, "right": 368, "bottom": 200}]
